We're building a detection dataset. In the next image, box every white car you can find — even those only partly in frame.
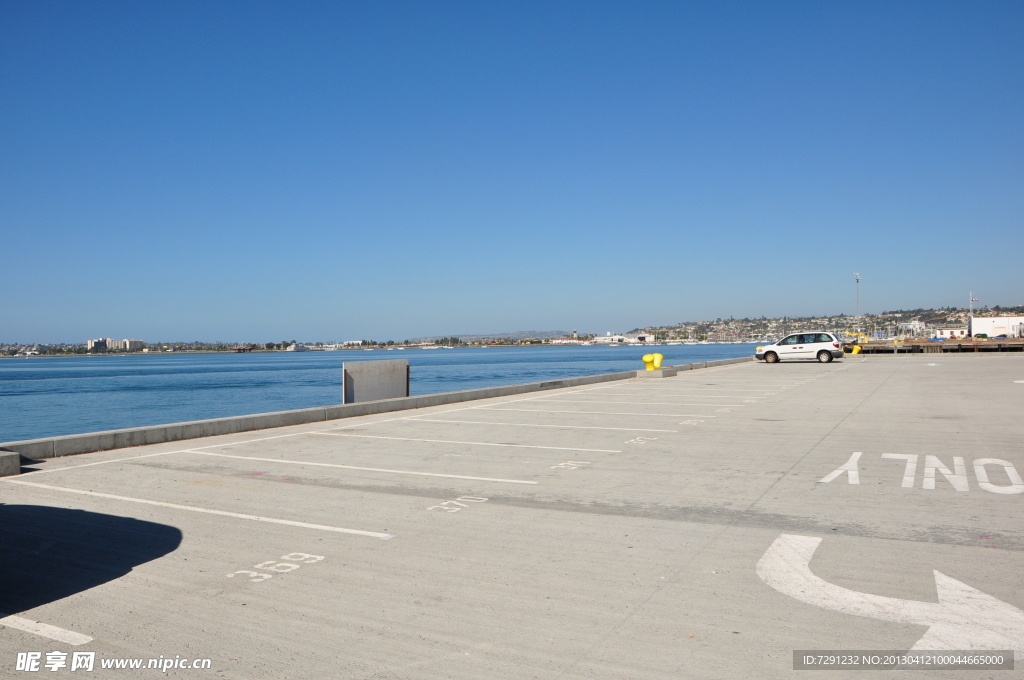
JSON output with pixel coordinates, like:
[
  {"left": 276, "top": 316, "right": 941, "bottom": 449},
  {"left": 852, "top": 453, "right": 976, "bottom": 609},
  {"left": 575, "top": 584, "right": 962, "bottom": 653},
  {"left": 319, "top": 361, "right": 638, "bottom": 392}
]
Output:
[{"left": 755, "top": 332, "right": 843, "bottom": 363}]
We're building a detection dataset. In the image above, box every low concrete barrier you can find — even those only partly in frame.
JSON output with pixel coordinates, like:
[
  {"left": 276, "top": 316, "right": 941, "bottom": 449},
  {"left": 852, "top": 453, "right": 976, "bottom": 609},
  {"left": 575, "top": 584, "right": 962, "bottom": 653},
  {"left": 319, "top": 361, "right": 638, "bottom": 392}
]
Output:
[
  {"left": 0, "top": 450, "right": 20, "bottom": 476},
  {"left": 702, "top": 356, "right": 756, "bottom": 368},
  {"left": 636, "top": 367, "right": 677, "bottom": 378},
  {"left": 0, "top": 354, "right": 755, "bottom": 460}
]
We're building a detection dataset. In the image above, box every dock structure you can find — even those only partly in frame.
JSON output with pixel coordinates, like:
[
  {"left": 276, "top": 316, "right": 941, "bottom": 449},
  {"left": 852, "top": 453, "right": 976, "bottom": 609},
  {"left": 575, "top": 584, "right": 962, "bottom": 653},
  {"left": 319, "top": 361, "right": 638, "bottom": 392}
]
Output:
[
  {"left": 858, "top": 338, "right": 1024, "bottom": 354},
  {"left": 1, "top": 354, "right": 1022, "bottom": 677}
]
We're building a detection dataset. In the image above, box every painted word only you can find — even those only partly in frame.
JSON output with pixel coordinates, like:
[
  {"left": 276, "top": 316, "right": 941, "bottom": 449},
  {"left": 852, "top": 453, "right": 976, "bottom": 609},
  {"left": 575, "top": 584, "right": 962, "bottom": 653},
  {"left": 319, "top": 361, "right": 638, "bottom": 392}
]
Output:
[{"left": 820, "top": 452, "right": 1024, "bottom": 494}]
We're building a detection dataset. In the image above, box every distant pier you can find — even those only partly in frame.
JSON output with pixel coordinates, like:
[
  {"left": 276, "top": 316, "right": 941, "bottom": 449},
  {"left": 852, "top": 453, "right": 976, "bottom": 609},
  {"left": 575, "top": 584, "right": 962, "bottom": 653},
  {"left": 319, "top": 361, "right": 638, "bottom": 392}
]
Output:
[{"left": 855, "top": 338, "right": 1024, "bottom": 354}]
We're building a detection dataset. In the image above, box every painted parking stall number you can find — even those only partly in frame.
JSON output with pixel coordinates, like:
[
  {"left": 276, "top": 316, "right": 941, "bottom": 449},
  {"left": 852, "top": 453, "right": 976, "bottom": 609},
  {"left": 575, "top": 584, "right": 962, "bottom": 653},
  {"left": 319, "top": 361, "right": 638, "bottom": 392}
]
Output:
[
  {"left": 820, "top": 452, "right": 1024, "bottom": 494},
  {"left": 227, "top": 552, "right": 325, "bottom": 583},
  {"left": 625, "top": 437, "right": 658, "bottom": 445},
  {"left": 551, "top": 461, "right": 590, "bottom": 470},
  {"left": 428, "top": 496, "right": 488, "bottom": 513}
]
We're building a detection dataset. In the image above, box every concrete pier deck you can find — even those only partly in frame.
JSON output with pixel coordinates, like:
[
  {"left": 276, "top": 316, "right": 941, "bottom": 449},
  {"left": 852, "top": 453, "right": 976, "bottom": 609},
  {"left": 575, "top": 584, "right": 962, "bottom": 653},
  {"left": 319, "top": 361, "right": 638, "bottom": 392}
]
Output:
[{"left": 2, "top": 354, "right": 1022, "bottom": 678}]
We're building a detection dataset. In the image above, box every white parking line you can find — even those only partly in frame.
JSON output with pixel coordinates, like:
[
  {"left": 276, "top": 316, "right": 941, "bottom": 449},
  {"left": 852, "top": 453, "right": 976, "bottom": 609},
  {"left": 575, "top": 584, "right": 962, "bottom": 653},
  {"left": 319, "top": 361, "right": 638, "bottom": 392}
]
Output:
[
  {"left": 184, "top": 450, "right": 537, "bottom": 484},
  {"left": 311, "top": 432, "right": 622, "bottom": 453},
  {"left": 655, "top": 378, "right": 798, "bottom": 385},
  {"left": 599, "top": 391, "right": 764, "bottom": 399},
  {"left": 532, "top": 399, "right": 744, "bottom": 407},
  {"left": 669, "top": 381, "right": 802, "bottom": 385},
  {"left": 406, "top": 418, "right": 678, "bottom": 433},
  {"left": 17, "top": 450, "right": 182, "bottom": 476},
  {"left": 6, "top": 386, "right": 628, "bottom": 478},
  {"left": 0, "top": 614, "right": 93, "bottom": 645},
  {"left": 612, "top": 387, "right": 774, "bottom": 393},
  {"left": 479, "top": 407, "right": 716, "bottom": 418},
  {"left": 684, "top": 382, "right": 804, "bottom": 386},
  {"left": 3, "top": 479, "right": 394, "bottom": 539}
]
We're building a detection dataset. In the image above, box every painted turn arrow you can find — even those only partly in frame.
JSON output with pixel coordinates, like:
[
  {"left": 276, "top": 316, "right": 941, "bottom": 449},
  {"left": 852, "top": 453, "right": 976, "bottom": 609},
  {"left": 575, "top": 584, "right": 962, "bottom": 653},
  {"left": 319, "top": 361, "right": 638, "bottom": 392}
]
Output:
[{"left": 756, "top": 534, "right": 1024, "bottom": 653}]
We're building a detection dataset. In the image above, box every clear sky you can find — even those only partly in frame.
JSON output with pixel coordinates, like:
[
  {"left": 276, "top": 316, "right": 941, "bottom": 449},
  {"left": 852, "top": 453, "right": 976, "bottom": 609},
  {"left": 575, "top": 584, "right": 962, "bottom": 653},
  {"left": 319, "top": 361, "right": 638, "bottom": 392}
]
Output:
[{"left": 2, "top": 2, "right": 1021, "bottom": 343}]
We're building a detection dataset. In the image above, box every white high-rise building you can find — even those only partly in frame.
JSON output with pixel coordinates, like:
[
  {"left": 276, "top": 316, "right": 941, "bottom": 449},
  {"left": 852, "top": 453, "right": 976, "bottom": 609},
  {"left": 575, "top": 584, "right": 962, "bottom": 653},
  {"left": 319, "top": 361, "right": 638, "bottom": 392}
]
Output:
[{"left": 87, "top": 338, "right": 146, "bottom": 351}]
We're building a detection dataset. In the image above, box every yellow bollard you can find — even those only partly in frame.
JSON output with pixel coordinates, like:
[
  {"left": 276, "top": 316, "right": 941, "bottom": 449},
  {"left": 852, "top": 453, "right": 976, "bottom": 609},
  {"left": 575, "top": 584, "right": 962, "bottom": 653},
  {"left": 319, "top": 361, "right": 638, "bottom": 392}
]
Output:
[{"left": 642, "top": 353, "right": 664, "bottom": 370}]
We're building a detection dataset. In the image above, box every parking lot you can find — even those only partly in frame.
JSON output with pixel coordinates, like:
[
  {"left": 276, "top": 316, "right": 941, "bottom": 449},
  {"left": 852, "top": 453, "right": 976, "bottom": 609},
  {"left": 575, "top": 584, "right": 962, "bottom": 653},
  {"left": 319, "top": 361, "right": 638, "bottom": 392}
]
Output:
[{"left": 2, "top": 354, "right": 1023, "bottom": 678}]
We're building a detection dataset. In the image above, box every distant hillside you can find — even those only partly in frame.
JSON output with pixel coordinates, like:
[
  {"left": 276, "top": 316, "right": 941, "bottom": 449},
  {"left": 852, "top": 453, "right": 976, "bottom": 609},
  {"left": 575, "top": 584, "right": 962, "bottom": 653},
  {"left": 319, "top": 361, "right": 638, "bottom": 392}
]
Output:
[
  {"left": 410, "top": 330, "right": 573, "bottom": 342},
  {"left": 630, "top": 305, "right": 1023, "bottom": 342}
]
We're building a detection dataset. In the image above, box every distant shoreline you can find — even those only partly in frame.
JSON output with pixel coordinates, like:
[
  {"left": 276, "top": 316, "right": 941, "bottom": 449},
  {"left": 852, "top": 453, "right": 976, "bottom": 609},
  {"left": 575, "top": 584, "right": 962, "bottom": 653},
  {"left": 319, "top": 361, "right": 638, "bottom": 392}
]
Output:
[{"left": 0, "top": 342, "right": 758, "bottom": 359}]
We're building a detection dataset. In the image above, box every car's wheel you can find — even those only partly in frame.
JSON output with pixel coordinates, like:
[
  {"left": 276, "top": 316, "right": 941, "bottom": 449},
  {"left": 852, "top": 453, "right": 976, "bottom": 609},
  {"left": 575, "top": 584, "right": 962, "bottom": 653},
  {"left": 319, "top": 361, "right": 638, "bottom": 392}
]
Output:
[
  {"left": 817, "top": 351, "right": 833, "bottom": 363},
  {"left": 764, "top": 352, "right": 779, "bottom": 363}
]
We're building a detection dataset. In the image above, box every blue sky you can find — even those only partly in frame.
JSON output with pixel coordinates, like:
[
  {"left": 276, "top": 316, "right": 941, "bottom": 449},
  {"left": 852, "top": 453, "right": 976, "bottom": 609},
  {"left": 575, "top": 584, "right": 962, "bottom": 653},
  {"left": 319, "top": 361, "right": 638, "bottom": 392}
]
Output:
[{"left": 2, "top": 2, "right": 1021, "bottom": 342}]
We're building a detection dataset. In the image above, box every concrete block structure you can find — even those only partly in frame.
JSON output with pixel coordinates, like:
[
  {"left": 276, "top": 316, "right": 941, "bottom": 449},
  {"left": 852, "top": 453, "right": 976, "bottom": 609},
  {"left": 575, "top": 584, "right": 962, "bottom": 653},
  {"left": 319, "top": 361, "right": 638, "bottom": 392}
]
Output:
[{"left": 343, "top": 359, "right": 410, "bottom": 404}]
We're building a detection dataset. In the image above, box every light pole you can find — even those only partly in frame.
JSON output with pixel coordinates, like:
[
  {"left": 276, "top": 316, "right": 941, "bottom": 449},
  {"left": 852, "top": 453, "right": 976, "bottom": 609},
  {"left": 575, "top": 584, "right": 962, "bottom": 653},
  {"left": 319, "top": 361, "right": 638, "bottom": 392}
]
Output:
[
  {"left": 854, "top": 273, "right": 861, "bottom": 317},
  {"left": 969, "top": 292, "right": 978, "bottom": 335}
]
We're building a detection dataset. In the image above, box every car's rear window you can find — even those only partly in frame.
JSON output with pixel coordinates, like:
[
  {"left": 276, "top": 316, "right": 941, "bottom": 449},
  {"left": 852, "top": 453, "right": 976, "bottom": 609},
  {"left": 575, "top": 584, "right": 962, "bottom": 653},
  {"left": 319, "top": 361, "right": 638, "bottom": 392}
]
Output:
[{"left": 815, "top": 333, "right": 833, "bottom": 343}]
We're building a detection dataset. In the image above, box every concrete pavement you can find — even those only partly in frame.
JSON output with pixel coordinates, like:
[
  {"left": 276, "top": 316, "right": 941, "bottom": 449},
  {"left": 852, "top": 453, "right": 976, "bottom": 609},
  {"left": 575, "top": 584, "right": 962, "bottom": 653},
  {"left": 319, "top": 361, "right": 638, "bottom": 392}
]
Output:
[{"left": 2, "top": 354, "right": 1022, "bottom": 678}]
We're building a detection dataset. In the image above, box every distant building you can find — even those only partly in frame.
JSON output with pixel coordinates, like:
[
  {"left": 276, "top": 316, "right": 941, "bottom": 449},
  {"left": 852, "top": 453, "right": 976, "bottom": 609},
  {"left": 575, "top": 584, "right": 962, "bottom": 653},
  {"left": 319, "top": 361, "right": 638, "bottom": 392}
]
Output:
[
  {"left": 632, "top": 333, "right": 657, "bottom": 343},
  {"left": 933, "top": 327, "right": 967, "bottom": 338},
  {"left": 592, "top": 333, "right": 636, "bottom": 345},
  {"left": 897, "top": 321, "right": 927, "bottom": 337},
  {"left": 285, "top": 343, "right": 310, "bottom": 351},
  {"left": 87, "top": 338, "right": 145, "bottom": 351},
  {"left": 969, "top": 316, "right": 1024, "bottom": 338}
]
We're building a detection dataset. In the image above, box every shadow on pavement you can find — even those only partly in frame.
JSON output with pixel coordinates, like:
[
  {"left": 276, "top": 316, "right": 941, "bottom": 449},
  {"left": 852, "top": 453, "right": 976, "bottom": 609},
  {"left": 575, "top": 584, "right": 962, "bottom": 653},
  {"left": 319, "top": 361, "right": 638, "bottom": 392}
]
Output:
[{"left": 0, "top": 504, "right": 182, "bottom": 615}]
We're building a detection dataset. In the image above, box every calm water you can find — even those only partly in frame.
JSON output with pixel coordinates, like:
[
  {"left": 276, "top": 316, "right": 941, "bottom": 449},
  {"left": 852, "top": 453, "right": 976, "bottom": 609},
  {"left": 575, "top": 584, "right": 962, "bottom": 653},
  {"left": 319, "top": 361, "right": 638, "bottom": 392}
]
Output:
[{"left": 0, "top": 344, "right": 756, "bottom": 441}]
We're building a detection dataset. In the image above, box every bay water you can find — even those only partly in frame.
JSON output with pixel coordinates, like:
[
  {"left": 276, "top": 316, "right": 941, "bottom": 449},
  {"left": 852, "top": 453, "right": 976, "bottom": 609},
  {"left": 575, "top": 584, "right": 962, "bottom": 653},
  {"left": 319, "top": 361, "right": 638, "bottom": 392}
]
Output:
[{"left": 0, "top": 343, "right": 756, "bottom": 441}]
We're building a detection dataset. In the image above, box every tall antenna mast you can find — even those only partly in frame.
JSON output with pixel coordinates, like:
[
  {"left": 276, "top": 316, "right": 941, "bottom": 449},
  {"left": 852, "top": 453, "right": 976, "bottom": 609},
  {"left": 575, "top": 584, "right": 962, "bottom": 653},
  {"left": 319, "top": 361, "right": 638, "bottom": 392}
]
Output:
[{"left": 854, "top": 273, "right": 861, "bottom": 317}]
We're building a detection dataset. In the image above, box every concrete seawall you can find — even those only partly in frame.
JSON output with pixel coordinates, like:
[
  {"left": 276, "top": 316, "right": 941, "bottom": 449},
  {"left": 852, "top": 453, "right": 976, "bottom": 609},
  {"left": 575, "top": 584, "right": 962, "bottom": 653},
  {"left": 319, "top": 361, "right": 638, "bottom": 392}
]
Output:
[{"left": 0, "top": 356, "right": 753, "bottom": 460}]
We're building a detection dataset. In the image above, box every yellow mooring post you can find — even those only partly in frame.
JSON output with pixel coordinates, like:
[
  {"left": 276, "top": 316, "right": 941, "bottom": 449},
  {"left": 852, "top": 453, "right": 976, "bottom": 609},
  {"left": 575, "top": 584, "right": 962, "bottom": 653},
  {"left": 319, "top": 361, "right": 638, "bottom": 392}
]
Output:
[{"left": 642, "top": 353, "right": 664, "bottom": 370}]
